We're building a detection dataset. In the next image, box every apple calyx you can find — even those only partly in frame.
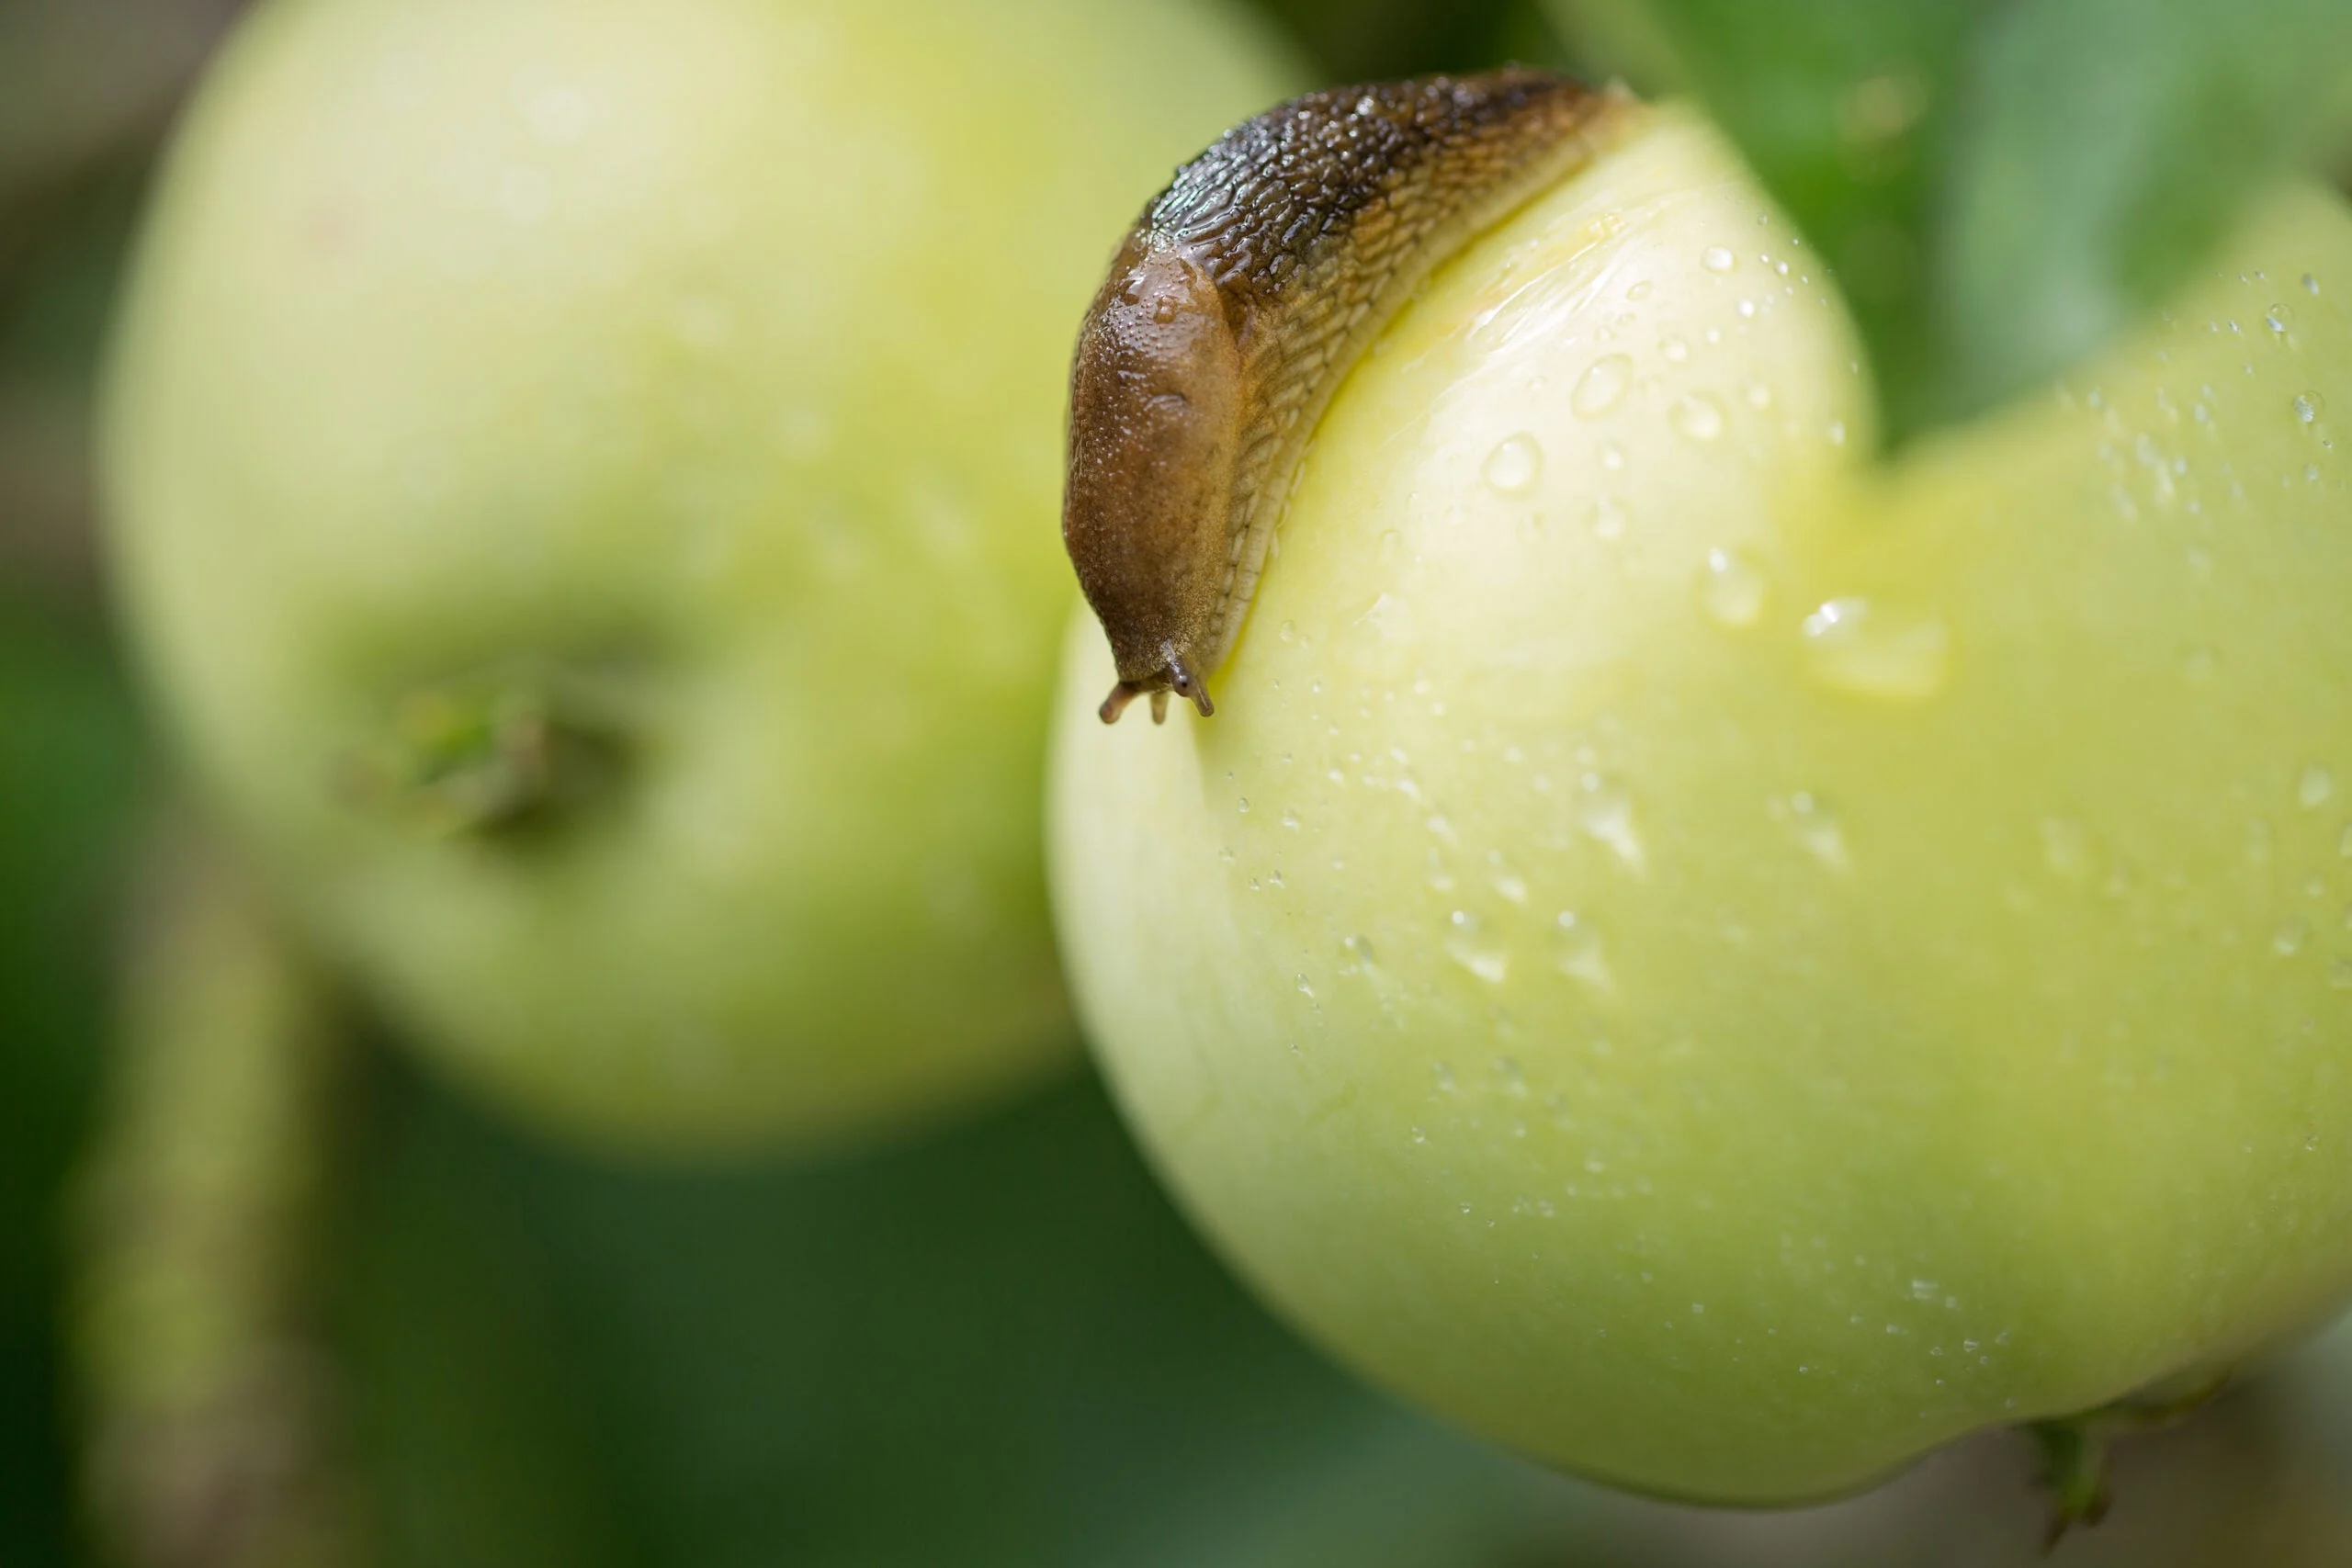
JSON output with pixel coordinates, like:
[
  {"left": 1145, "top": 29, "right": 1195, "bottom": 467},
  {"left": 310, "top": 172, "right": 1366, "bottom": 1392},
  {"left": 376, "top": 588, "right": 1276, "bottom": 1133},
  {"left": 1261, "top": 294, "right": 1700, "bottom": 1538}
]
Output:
[{"left": 335, "top": 658, "right": 640, "bottom": 840}]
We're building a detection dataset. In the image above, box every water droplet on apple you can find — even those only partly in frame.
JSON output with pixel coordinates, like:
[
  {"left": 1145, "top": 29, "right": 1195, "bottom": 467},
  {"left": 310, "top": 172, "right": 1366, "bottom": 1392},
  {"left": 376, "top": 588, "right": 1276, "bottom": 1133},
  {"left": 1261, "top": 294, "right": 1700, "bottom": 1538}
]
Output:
[
  {"left": 1774, "top": 792, "right": 1850, "bottom": 871},
  {"left": 1702, "top": 245, "right": 1736, "bottom": 274},
  {"left": 1445, "top": 910, "right": 1510, "bottom": 984},
  {"left": 1661, "top": 334, "right": 1690, "bottom": 363},
  {"left": 2300, "top": 765, "right": 2335, "bottom": 809},
  {"left": 2040, "top": 818, "right": 2091, "bottom": 881},
  {"left": 1482, "top": 432, "right": 1543, "bottom": 493},
  {"left": 1671, "top": 391, "right": 1725, "bottom": 442},
  {"left": 2295, "top": 389, "right": 2325, "bottom": 425},
  {"left": 1352, "top": 592, "right": 1418, "bottom": 643},
  {"left": 1571, "top": 354, "right": 1633, "bottom": 418},
  {"left": 1694, "top": 547, "right": 1768, "bottom": 628},
  {"left": 1799, "top": 597, "right": 1951, "bottom": 701},
  {"left": 1554, "top": 912, "right": 1611, "bottom": 991},
  {"left": 2275, "top": 921, "right": 2309, "bottom": 957},
  {"left": 1576, "top": 774, "right": 1646, "bottom": 871}
]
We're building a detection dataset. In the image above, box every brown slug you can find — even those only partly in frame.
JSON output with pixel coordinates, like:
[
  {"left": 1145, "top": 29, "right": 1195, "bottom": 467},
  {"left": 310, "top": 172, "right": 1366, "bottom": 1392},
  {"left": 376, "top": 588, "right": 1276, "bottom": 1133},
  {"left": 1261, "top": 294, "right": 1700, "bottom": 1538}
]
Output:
[{"left": 1063, "top": 68, "right": 1633, "bottom": 724}]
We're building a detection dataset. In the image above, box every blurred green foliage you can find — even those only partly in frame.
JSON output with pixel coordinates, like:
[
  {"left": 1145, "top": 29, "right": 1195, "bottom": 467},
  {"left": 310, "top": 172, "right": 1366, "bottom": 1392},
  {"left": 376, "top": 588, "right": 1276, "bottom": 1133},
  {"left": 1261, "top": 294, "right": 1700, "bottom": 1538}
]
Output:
[
  {"left": 0, "top": 599, "right": 145, "bottom": 1566},
  {"left": 343, "top": 1063, "right": 1581, "bottom": 1568},
  {"left": 1548, "top": 0, "right": 2352, "bottom": 443},
  {"left": 1248, "top": 0, "right": 1567, "bottom": 79},
  {"left": 0, "top": 30, "right": 181, "bottom": 1555}
]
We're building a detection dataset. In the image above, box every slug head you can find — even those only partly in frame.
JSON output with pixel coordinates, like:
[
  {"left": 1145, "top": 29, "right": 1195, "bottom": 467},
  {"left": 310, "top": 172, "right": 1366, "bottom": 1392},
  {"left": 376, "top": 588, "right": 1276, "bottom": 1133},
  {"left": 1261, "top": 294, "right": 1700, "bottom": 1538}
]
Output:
[{"left": 1063, "top": 240, "right": 1242, "bottom": 724}]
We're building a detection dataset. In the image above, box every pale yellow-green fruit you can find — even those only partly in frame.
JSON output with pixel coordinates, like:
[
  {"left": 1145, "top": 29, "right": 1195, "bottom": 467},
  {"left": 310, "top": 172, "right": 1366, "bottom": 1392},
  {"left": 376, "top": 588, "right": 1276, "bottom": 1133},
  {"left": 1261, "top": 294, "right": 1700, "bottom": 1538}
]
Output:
[
  {"left": 1051, "top": 104, "right": 2352, "bottom": 1501},
  {"left": 105, "top": 0, "right": 1293, "bottom": 1154}
]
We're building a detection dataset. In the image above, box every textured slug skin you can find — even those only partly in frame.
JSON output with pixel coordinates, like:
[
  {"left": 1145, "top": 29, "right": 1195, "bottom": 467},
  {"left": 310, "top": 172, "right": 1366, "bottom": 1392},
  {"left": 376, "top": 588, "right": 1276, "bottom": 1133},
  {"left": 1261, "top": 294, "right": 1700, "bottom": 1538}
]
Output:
[{"left": 1063, "top": 68, "right": 1633, "bottom": 723}]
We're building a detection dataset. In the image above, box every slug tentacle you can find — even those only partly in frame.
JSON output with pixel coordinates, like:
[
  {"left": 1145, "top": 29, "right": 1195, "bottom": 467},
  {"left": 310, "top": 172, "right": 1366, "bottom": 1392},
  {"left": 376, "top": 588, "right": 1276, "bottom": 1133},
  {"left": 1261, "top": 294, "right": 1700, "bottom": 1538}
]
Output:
[{"left": 1063, "top": 68, "right": 1635, "bottom": 723}]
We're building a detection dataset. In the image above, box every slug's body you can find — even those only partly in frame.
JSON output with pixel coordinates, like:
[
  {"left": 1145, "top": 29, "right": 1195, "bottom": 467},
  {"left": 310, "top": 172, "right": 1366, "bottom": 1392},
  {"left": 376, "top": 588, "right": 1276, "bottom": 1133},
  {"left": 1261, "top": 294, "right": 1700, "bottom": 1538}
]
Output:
[{"left": 1064, "top": 69, "right": 1630, "bottom": 723}]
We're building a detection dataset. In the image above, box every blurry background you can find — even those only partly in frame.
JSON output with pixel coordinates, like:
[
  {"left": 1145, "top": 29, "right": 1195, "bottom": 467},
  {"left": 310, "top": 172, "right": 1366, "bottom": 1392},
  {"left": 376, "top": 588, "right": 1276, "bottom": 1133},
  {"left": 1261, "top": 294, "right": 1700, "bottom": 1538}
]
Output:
[{"left": 7, "top": 1, "right": 2352, "bottom": 1564}]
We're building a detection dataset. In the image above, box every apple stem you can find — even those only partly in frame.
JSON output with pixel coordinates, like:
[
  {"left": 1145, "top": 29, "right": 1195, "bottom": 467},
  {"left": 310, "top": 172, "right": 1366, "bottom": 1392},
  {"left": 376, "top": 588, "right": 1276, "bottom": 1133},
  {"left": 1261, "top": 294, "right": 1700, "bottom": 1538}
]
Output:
[
  {"left": 340, "top": 658, "right": 639, "bottom": 839},
  {"left": 2028, "top": 1418, "right": 2110, "bottom": 1547},
  {"left": 72, "top": 818, "right": 370, "bottom": 1568},
  {"left": 2025, "top": 1369, "right": 2234, "bottom": 1547}
]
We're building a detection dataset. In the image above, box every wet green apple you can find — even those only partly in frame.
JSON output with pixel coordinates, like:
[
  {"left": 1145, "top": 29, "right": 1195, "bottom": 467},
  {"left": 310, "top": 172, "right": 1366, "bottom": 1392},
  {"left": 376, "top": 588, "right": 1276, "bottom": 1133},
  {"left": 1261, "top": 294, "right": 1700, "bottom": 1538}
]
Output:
[
  {"left": 104, "top": 0, "right": 1293, "bottom": 1153},
  {"left": 1051, "top": 104, "right": 2352, "bottom": 1501}
]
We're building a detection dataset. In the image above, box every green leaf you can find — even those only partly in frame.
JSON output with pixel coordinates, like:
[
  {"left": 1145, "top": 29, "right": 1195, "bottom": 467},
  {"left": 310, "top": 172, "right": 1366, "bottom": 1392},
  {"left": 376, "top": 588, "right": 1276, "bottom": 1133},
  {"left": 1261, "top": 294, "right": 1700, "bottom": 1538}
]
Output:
[
  {"left": 1942, "top": 0, "right": 2352, "bottom": 420},
  {"left": 1548, "top": 0, "right": 2352, "bottom": 444},
  {"left": 1245, "top": 0, "right": 1569, "bottom": 79}
]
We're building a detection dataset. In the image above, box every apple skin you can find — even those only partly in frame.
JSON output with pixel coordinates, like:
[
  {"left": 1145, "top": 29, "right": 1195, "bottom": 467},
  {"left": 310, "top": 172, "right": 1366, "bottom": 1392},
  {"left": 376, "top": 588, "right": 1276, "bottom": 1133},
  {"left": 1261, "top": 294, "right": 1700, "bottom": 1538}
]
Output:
[
  {"left": 1050, "top": 104, "right": 2352, "bottom": 1502},
  {"left": 103, "top": 0, "right": 1293, "bottom": 1154}
]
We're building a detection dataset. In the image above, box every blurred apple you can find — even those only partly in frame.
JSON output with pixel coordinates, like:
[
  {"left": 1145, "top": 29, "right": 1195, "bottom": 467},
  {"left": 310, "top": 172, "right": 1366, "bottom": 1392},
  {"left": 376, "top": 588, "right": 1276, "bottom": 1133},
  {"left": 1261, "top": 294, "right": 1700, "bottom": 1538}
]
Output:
[
  {"left": 1051, "top": 104, "right": 2352, "bottom": 1501},
  {"left": 103, "top": 0, "right": 1294, "bottom": 1154}
]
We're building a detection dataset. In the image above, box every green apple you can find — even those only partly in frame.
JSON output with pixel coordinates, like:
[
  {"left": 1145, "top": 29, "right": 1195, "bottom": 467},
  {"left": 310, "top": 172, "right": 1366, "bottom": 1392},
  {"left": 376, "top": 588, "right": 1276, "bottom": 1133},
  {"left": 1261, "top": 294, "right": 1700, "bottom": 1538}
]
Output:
[
  {"left": 1051, "top": 103, "right": 2352, "bottom": 1502},
  {"left": 104, "top": 0, "right": 1294, "bottom": 1154}
]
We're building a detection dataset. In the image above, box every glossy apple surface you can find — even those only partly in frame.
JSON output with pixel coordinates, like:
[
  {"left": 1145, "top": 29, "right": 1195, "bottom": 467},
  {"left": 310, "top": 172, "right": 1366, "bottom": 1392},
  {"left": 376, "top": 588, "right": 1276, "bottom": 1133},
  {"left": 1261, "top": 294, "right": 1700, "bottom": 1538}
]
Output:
[
  {"left": 105, "top": 0, "right": 1292, "bottom": 1153},
  {"left": 1051, "top": 105, "right": 2352, "bottom": 1501}
]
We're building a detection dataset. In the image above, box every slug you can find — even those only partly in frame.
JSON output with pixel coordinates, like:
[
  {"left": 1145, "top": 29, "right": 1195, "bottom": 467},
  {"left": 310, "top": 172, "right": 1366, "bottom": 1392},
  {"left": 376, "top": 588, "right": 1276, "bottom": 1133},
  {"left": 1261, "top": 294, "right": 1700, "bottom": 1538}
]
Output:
[{"left": 1063, "top": 68, "right": 1633, "bottom": 724}]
